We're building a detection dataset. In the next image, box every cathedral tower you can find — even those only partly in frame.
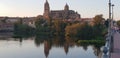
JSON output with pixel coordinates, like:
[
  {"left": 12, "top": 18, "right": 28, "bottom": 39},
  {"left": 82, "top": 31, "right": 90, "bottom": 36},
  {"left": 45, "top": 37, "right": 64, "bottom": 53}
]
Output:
[
  {"left": 64, "top": 3, "right": 69, "bottom": 11},
  {"left": 43, "top": 0, "right": 50, "bottom": 18}
]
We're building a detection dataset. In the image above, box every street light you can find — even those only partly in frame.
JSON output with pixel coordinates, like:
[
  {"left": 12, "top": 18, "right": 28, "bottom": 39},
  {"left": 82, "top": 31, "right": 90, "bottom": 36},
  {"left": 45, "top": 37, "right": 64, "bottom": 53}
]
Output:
[
  {"left": 108, "top": 0, "right": 112, "bottom": 38},
  {"left": 103, "top": 0, "right": 113, "bottom": 57},
  {"left": 109, "top": 0, "right": 112, "bottom": 19},
  {"left": 111, "top": 4, "right": 114, "bottom": 28},
  {"left": 112, "top": 4, "right": 114, "bottom": 20},
  {"left": 108, "top": 0, "right": 112, "bottom": 32}
]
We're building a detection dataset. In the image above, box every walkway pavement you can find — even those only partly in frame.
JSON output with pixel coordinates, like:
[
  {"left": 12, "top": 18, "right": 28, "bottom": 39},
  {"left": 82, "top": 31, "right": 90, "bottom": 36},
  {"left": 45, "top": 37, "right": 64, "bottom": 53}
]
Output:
[{"left": 111, "top": 32, "right": 120, "bottom": 58}]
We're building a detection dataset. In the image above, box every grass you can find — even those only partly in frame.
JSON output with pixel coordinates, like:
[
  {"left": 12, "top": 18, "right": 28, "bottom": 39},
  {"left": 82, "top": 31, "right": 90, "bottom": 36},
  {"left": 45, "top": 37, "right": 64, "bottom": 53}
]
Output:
[{"left": 77, "top": 40, "right": 105, "bottom": 47}]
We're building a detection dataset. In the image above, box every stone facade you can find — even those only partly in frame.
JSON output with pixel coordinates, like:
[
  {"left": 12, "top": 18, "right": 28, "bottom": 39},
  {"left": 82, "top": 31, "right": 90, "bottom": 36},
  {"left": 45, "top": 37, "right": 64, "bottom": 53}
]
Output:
[{"left": 43, "top": 0, "right": 81, "bottom": 20}]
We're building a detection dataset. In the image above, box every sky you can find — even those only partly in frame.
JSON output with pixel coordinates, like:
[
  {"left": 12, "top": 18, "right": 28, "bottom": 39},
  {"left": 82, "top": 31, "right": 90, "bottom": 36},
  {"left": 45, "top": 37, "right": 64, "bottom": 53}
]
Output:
[{"left": 0, "top": 0, "right": 120, "bottom": 20}]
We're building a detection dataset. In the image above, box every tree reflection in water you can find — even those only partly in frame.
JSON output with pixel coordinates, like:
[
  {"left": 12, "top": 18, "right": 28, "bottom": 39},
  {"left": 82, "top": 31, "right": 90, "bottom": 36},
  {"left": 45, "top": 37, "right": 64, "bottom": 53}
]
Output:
[
  {"left": 93, "top": 46, "right": 102, "bottom": 58},
  {"left": 33, "top": 36, "right": 104, "bottom": 58},
  {"left": 5, "top": 35, "right": 104, "bottom": 58},
  {"left": 0, "top": 36, "right": 104, "bottom": 58}
]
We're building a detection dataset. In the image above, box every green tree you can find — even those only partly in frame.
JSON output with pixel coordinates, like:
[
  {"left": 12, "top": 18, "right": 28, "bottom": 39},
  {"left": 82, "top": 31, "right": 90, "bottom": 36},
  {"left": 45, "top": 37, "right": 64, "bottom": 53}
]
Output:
[
  {"left": 1, "top": 17, "right": 8, "bottom": 23},
  {"left": 77, "top": 22, "right": 93, "bottom": 39},
  {"left": 117, "top": 20, "right": 120, "bottom": 27},
  {"left": 14, "top": 23, "right": 35, "bottom": 37},
  {"left": 65, "top": 15, "right": 106, "bottom": 40},
  {"left": 93, "top": 15, "right": 105, "bottom": 26},
  {"left": 65, "top": 22, "right": 93, "bottom": 39},
  {"left": 35, "top": 15, "right": 51, "bottom": 36},
  {"left": 92, "top": 15, "right": 106, "bottom": 39},
  {"left": 52, "top": 19, "right": 67, "bottom": 36}
]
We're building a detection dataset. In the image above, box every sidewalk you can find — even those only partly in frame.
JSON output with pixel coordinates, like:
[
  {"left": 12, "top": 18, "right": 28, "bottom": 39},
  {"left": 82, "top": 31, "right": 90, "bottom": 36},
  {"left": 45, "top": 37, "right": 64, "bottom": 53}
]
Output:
[{"left": 111, "top": 32, "right": 120, "bottom": 58}]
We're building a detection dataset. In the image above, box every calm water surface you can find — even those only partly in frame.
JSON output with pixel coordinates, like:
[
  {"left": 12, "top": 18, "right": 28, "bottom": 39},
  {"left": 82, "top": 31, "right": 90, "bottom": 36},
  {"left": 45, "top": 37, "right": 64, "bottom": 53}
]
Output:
[{"left": 0, "top": 37, "right": 103, "bottom": 58}]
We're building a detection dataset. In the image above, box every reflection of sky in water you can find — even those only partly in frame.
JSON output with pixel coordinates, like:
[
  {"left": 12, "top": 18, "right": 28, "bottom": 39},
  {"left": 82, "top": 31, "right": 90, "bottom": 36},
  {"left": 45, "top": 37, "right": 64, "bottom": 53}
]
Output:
[
  {"left": 0, "top": 39, "right": 100, "bottom": 58},
  {"left": 49, "top": 46, "right": 96, "bottom": 58}
]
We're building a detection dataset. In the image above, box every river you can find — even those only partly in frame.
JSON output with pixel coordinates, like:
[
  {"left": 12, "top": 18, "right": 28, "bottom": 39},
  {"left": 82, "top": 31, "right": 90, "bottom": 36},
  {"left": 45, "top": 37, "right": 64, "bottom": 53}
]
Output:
[{"left": 0, "top": 36, "right": 104, "bottom": 58}]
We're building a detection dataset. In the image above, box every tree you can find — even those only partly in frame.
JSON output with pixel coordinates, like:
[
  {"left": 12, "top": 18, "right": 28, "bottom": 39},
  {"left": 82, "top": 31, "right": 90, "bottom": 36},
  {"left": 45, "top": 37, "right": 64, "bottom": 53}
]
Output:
[
  {"left": 93, "top": 15, "right": 105, "bottom": 26},
  {"left": 52, "top": 19, "right": 67, "bottom": 36},
  {"left": 117, "top": 20, "right": 120, "bottom": 27},
  {"left": 104, "top": 19, "right": 109, "bottom": 28},
  {"left": 65, "top": 22, "right": 93, "bottom": 40},
  {"left": 1, "top": 17, "right": 8, "bottom": 23},
  {"left": 92, "top": 15, "right": 106, "bottom": 39},
  {"left": 14, "top": 23, "right": 35, "bottom": 37},
  {"left": 35, "top": 15, "right": 52, "bottom": 36}
]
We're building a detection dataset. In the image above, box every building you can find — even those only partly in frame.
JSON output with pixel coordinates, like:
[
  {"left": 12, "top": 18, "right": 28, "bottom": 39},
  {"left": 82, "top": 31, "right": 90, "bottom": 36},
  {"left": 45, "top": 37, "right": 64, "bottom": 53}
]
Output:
[
  {"left": 0, "top": 16, "right": 36, "bottom": 28},
  {"left": 80, "top": 18, "right": 93, "bottom": 22},
  {"left": 43, "top": 0, "right": 81, "bottom": 20},
  {"left": 22, "top": 17, "right": 36, "bottom": 28},
  {"left": 0, "top": 23, "right": 14, "bottom": 32}
]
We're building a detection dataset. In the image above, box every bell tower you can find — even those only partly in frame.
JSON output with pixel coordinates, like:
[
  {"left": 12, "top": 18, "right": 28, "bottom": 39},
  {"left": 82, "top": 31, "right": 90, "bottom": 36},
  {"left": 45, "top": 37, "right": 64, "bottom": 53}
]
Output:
[
  {"left": 43, "top": 0, "right": 50, "bottom": 18},
  {"left": 64, "top": 3, "right": 69, "bottom": 11}
]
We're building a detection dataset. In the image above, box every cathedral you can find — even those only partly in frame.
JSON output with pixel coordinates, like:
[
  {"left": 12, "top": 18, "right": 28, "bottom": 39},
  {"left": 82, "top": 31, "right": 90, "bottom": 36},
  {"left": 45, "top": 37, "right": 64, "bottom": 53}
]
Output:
[{"left": 43, "top": 0, "right": 81, "bottom": 20}]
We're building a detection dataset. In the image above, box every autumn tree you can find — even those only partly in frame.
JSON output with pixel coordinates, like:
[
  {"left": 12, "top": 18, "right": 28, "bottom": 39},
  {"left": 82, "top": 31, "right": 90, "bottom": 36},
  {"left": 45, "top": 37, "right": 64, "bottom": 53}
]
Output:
[
  {"left": 92, "top": 15, "right": 106, "bottom": 39},
  {"left": 93, "top": 15, "right": 105, "bottom": 26},
  {"left": 65, "top": 22, "right": 93, "bottom": 40}
]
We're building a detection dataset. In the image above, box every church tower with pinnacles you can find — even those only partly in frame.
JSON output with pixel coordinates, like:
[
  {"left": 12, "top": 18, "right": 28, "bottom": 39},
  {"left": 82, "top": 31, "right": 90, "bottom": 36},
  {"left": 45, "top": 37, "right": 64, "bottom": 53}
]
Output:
[
  {"left": 43, "top": 0, "right": 81, "bottom": 20},
  {"left": 64, "top": 3, "right": 69, "bottom": 11},
  {"left": 43, "top": 0, "right": 50, "bottom": 18}
]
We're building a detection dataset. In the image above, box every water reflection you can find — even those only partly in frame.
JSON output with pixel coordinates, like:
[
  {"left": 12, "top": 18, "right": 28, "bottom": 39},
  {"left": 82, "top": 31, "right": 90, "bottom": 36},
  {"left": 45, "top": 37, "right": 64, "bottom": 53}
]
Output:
[
  {"left": 44, "top": 40, "right": 51, "bottom": 58},
  {"left": 93, "top": 45, "right": 103, "bottom": 58},
  {"left": 0, "top": 35, "right": 104, "bottom": 58},
  {"left": 34, "top": 36, "right": 104, "bottom": 58}
]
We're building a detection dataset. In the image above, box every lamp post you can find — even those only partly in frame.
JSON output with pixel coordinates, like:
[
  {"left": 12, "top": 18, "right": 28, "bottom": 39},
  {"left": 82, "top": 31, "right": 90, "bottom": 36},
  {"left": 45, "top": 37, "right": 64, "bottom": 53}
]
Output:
[
  {"left": 108, "top": 0, "right": 113, "bottom": 57},
  {"left": 103, "top": 0, "right": 112, "bottom": 57},
  {"left": 109, "top": 0, "right": 112, "bottom": 19},
  {"left": 108, "top": 0, "right": 112, "bottom": 41},
  {"left": 112, "top": 4, "right": 114, "bottom": 20},
  {"left": 108, "top": 0, "right": 112, "bottom": 34},
  {"left": 111, "top": 4, "right": 114, "bottom": 29},
  {"left": 103, "top": 0, "right": 113, "bottom": 58},
  {"left": 108, "top": 0, "right": 112, "bottom": 37}
]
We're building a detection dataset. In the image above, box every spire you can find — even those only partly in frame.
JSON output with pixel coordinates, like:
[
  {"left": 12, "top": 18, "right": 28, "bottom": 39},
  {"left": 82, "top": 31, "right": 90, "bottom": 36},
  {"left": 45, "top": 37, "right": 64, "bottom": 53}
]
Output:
[
  {"left": 44, "top": 0, "right": 49, "bottom": 7},
  {"left": 45, "top": 0, "right": 49, "bottom": 5},
  {"left": 46, "top": 0, "right": 48, "bottom": 3},
  {"left": 43, "top": 0, "right": 50, "bottom": 18},
  {"left": 64, "top": 3, "right": 69, "bottom": 11},
  {"left": 66, "top": 3, "right": 68, "bottom": 6}
]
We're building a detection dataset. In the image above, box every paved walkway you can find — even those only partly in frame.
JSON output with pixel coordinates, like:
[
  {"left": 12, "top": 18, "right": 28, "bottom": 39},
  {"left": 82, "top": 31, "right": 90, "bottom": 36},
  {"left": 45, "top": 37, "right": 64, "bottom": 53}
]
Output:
[{"left": 111, "top": 32, "right": 120, "bottom": 58}]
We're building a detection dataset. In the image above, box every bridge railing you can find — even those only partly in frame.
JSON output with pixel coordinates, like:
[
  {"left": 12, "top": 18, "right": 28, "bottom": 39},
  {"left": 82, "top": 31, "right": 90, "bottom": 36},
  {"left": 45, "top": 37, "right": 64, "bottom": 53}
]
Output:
[{"left": 103, "top": 29, "right": 114, "bottom": 58}]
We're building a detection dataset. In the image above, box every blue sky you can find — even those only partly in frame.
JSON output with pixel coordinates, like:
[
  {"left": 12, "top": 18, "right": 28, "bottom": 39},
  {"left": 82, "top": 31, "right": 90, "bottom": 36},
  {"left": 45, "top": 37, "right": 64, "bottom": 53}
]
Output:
[{"left": 0, "top": 0, "right": 119, "bottom": 20}]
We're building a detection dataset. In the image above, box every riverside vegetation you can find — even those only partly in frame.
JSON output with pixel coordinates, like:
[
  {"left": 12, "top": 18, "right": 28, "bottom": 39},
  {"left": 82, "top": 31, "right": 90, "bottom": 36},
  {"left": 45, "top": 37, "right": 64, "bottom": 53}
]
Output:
[{"left": 13, "top": 15, "right": 108, "bottom": 45}]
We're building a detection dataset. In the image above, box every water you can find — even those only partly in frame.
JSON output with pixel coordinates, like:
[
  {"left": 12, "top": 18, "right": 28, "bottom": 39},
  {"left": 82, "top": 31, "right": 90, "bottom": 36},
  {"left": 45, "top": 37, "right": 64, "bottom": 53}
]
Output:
[{"left": 0, "top": 37, "right": 103, "bottom": 58}]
